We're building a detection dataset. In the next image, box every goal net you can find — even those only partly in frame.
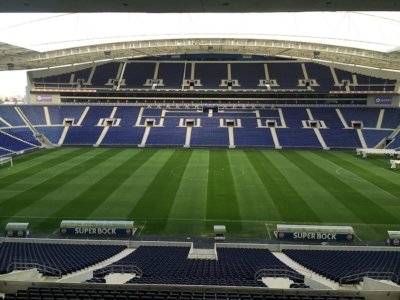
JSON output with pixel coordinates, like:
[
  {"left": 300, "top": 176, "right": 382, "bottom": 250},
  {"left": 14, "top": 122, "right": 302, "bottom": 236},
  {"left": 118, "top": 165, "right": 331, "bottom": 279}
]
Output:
[{"left": 0, "top": 157, "right": 13, "bottom": 168}]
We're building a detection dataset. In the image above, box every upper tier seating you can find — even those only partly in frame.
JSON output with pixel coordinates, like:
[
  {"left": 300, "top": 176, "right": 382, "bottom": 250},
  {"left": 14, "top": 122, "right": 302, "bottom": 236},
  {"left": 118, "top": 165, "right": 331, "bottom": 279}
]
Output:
[
  {"left": 0, "top": 242, "right": 125, "bottom": 276},
  {"left": 195, "top": 63, "right": 227, "bottom": 88},
  {"left": 90, "top": 63, "right": 121, "bottom": 87},
  {"left": 32, "top": 61, "right": 397, "bottom": 92},
  {"left": 123, "top": 62, "right": 155, "bottom": 88},
  {"left": 93, "top": 246, "right": 303, "bottom": 287},
  {"left": 283, "top": 249, "right": 400, "bottom": 284},
  {"left": 231, "top": 63, "right": 265, "bottom": 88},
  {"left": 157, "top": 63, "right": 185, "bottom": 88},
  {"left": 267, "top": 63, "right": 304, "bottom": 90}
]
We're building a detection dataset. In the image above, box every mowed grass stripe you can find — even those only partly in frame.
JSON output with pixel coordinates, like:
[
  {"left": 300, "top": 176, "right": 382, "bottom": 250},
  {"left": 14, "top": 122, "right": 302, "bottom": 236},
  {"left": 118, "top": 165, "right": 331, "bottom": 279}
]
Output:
[
  {"left": 282, "top": 151, "right": 399, "bottom": 225},
  {"left": 328, "top": 151, "right": 400, "bottom": 186},
  {"left": 230, "top": 151, "right": 281, "bottom": 222},
  {"left": 265, "top": 151, "right": 362, "bottom": 224},
  {"left": 0, "top": 148, "right": 89, "bottom": 189},
  {"left": 165, "top": 150, "right": 209, "bottom": 235},
  {"left": 317, "top": 152, "right": 400, "bottom": 200},
  {"left": 131, "top": 150, "right": 193, "bottom": 232},
  {"left": 90, "top": 150, "right": 170, "bottom": 220},
  {"left": 87, "top": 149, "right": 158, "bottom": 219},
  {"left": 206, "top": 150, "right": 241, "bottom": 224},
  {"left": 0, "top": 148, "right": 116, "bottom": 223},
  {"left": 167, "top": 150, "right": 209, "bottom": 220},
  {"left": 246, "top": 151, "right": 320, "bottom": 223},
  {"left": 35, "top": 150, "right": 158, "bottom": 231}
]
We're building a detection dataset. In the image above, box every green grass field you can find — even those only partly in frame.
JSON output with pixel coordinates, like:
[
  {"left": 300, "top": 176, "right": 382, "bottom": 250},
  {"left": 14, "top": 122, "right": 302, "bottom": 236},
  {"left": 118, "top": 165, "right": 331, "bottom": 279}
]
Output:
[{"left": 0, "top": 148, "right": 399, "bottom": 241}]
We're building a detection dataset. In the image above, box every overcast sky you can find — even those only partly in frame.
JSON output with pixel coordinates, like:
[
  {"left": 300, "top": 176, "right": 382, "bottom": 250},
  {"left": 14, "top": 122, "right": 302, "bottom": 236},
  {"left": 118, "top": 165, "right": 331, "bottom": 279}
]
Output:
[{"left": 0, "top": 70, "right": 27, "bottom": 97}]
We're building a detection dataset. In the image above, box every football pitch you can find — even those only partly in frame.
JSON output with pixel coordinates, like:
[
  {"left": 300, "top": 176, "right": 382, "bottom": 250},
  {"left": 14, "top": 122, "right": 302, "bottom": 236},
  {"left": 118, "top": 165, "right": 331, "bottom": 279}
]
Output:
[{"left": 0, "top": 148, "right": 399, "bottom": 242}]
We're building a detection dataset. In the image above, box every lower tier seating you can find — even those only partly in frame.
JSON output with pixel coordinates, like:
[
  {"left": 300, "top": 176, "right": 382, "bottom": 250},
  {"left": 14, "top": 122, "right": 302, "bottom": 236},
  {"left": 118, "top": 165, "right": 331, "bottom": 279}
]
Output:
[
  {"left": 4, "top": 286, "right": 366, "bottom": 300},
  {"left": 283, "top": 249, "right": 400, "bottom": 285},
  {"left": 93, "top": 246, "right": 303, "bottom": 287},
  {"left": 0, "top": 242, "right": 126, "bottom": 276}
]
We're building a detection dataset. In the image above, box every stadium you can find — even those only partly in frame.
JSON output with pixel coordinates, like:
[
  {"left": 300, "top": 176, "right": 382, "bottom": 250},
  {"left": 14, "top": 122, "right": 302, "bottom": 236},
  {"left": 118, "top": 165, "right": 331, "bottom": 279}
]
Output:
[{"left": 0, "top": 1, "right": 400, "bottom": 300}]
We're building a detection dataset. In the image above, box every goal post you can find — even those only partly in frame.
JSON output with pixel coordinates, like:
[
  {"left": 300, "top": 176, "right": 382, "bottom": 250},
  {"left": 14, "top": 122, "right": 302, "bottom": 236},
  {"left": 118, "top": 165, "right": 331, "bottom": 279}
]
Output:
[{"left": 0, "top": 157, "right": 13, "bottom": 168}]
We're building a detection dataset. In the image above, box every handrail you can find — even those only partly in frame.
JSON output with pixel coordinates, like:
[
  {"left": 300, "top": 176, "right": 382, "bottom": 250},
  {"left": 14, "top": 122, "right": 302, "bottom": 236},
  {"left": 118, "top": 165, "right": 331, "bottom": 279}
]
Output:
[
  {"left": 7, "top": 260, "right": 62, "bottom": 277},
  {"left": 94, "top": 264, "right": 143, "bottom": 278},
  {"left": 254, "top": 268, "right": 304, "bottom": 282},
  {"left": 339, "top": 271, "right": 398, "bottom": 285}
]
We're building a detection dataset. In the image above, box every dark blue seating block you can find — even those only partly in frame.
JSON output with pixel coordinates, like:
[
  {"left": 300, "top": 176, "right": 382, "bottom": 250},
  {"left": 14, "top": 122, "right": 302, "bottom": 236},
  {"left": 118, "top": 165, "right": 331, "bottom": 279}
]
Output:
[
  {"left": 157, "top": 63, "right": 185, "bottom": 88},
  {"left": 276, "top": 128, "right": 320, "bottom": 148},
  {"left": 281, "top": 108, "right": 308, "bottom": 128},
  {"left": 305, "top": 63, "right": 336, "bottom": 92},
  {"left": 321, "top": 129, "right": 361, "bottom": 149},
  {"left": 362, "top": 130, "right": 391, "bottom": 148},
  {"left": 340, "top": 108, "right": 380, "bottom": 128},
  {"left": 63, "top": 126, "right": 103, "bottom": 145},
  {"left": 382, "top": 108, "right": 400, "bottom": 129},
  {"left": 146, "top": 118, "right": 185, "bottom": 146},
  {"left": 124, "top": 62, "right": 156, "bottom": 88},
  {"left": 0, "top": 242, "right": 125, "bottom": 276},
  {"left": 101, "top": 127, "right": 145, "bottom": 145},
  {"left": 0, "top": 131, "right": 37, "bottom": 151},
  {"left": 35, "top": 126, "right": 63, "bottom": 144},
  {"left": 3, "top": 128, "right": 40, "bottom": 146},
  {"left": 190, "top": 123, "right": 229, "bottom": 147},
  {"left": 74, "top": 67, "right": 92, "bottom": 83},
  {"left": 142, "top": 109, "right": 163, "bottom": 117},
  {"left": 231, "top": 63, "right": 265, "bottom": 88},
  {"left": 268, "top": 63, "right": 303, "bottom": 89},
  {"left": 47, "top": 106, "right": 86, "bottom": 125},
  {"left": 33, "top": 72, "right": 71, "bottom": 84},
  {"left": 235, "top": 119, "right": 274, "bottom": 147},
  {"left": 310, "top": 108, "right": 343, "bottom": 128},
  {"left": 195, "top": 63, "right": 227, "bottom": 88},
  {"left": 91, "top": 63, "right": 120, "bottom": 87},
  {"left": 0, "top": 106, "right": 25, "bottom": 126},
  {"left": 284, "top": 249, "right": 400, "bottom": 285},
  {"left": 20, "top": 106, "right": 47, "bottom": 125},
  {"left": 81, "top": 106, "right": 114, "bottom": 126},
  {"left": 93, "top": 246, "right": 302, "bottom": 287}
]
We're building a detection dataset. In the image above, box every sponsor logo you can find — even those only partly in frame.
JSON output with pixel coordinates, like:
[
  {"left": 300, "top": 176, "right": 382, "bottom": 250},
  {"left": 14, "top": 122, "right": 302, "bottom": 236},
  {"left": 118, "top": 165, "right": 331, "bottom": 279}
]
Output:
[
  {"left": 36, "top": 95, "right": 53, "bottom": 102},
  {"left": 126, "top": 229, "right": 132, "bottom": 235},
  {"left": 293, "top": 232, "right": 338, "bottom": 240},
  {"left": 74, "top": 227, "right": 117, "bottom": 235},
  {"left": 17, "top": 230, "right": 23, "bottom": 237},
  {"left": 278, "top": 232, "right": 285, "bottom": 239},
  {"left": 60, "top": 228, "right": 67, "bottom": 234},
  {"left": 394, "top": 239, "right": 400, "bottom": 246},
  {"left": 7, "top": 230, "right": 13, "bottom": 237},
  {"left": 375, "top": 97, "right": 392, "bottom": 105}
]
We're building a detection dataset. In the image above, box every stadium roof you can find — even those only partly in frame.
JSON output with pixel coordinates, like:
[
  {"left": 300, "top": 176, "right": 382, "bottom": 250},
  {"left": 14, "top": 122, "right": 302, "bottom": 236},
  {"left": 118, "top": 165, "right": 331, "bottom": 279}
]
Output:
[
  {"left": 1, "top": 0, "right": 400, "bottom": 13},
  {"left": 1, "top": 12, "right": 400, "bottom": 72}
]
